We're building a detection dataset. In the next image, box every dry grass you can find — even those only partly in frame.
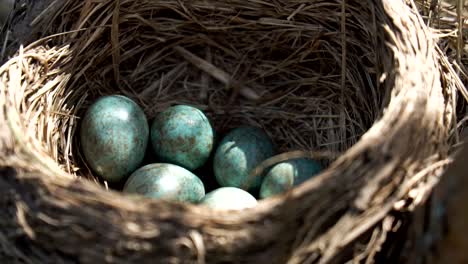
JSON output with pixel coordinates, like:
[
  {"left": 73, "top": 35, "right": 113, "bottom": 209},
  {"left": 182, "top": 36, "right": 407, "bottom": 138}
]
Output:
[
  {"left": 416, "top": 0, "right": 468, "bottom": 78},
  {"left": 0, "top": 0, "right": 466, "bottom": 263},
  {"left": 18, "top": 0, "right": 388, "bottom": 183}
]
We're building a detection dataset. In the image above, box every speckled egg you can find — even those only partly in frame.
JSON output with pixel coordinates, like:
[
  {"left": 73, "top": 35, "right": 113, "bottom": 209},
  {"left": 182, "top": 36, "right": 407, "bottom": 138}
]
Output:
[
  {"left": 151, "top": 105, "right": 214, "bottom": 171},
  {"left": 123, "top": 163, "right": 205, "bottom": 202},
  {"left": 213, "top": 126, "right": 275, "bottom": 190},
  {"left": 80, "top": 95, "right": 148, "bottom": 182},
  {"left": 259, "top": 158, "right": 322, "bottom": 199},
  {"left": 200, "top": 187, "right": 257, "bottom": 210}
]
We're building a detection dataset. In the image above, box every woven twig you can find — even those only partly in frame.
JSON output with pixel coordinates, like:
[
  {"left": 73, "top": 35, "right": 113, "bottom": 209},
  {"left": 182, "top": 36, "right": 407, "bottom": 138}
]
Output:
[{"left": 0, "top": 0, "right": 465, "bottom": 263}]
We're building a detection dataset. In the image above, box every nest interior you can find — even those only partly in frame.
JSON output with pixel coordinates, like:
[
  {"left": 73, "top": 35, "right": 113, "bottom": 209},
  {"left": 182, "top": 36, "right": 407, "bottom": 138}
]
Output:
[
  {"left": 0, "top": 0, "right": 464, "bottom": 263},
  {"left": 46, "top": 0, "right": 389, "bottom": 183}
]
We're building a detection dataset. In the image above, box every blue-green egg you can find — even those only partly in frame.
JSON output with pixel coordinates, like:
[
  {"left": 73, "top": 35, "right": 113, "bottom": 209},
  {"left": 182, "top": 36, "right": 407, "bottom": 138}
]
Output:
[
  {"left": 151, "top": 105, "right": 214, "bottom": 171},
  {"left": 200, "top": 187, "right": 257, "bottom": 210},
  {"left": 80, "top": 95, "right": 148, "bottom": 182},
  {"left": 259, "top": 158, "right": 322, "bottom": 199},
  {"left": 123, "top": 163, "right": 205, "bottom": 202},
  {"left": 213, "top": 126, "right": 275, "bottom": 190}
]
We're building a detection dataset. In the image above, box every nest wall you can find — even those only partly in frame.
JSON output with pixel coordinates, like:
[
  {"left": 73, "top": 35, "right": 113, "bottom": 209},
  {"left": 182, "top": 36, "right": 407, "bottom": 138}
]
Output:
[{"left": 0, "top": 0, "right": 464, "bottom": 263}]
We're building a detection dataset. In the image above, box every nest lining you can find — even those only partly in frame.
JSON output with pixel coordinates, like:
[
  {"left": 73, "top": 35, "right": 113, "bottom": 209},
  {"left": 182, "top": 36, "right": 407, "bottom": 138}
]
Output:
[
  {"left": 0, "top": 0, "right": 465, "bottom": 263},
  {"left": 33, "top": 0, "right": 390, "bottom": 183}
]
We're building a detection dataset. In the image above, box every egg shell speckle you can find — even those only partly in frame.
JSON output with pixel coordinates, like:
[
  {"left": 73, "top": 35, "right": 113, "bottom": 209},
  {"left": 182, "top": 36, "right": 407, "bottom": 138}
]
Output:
[
  {"left": 151, "top": 105, "right": 214, "bottom": 171},
  {"left": 123, "top": 163, "right": 205, "bottom": 202},
  {"left": 213, "top": 126, "right": 275, "bottom": 190},
  {"left": 200, "top": 187, "right": 257, "bottom": 210},
  {"left": 259, "top": 158, "right": 322, "bottom": 198},
  {"left": 80, "top": 95, "right": 148, "bottom": 182}
]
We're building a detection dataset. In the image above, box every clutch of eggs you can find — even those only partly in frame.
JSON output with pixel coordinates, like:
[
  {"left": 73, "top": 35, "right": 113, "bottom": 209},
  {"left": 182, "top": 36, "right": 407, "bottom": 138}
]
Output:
[{"left": 80, "top": 95, "right": 323, "bottom": 208}]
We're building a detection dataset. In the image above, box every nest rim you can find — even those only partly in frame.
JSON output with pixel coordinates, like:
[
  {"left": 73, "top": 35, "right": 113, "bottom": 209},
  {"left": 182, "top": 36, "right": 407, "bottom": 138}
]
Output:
[{"left": 0, "top": 0, "right": 465, "bottom": 263}]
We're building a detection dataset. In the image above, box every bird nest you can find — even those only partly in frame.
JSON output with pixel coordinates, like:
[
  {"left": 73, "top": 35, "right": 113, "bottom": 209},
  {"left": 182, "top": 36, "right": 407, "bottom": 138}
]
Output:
[{"left": 0, "top": 0, "right": 465, "bottom": 263}]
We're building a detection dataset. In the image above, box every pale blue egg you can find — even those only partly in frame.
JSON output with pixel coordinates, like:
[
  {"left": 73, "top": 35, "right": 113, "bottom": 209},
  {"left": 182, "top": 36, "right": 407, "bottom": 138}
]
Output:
[
  {"left": 151, "top": 105, "right": 214, "bottom": 171},
  {"left": 213, "top": 126, "right": 275, "bottom": 190},
  {"left": 80, "top": 95, "right": 148, "bottom": 182},
  {"left": 259, "top": 158, "right": 322, "bottom": 198},
  {"left": 200, "top": 187, "right": 257, "bottom": 210},
  {"left": 123, "top": 163, "right": 205, "bottom": 202}
]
